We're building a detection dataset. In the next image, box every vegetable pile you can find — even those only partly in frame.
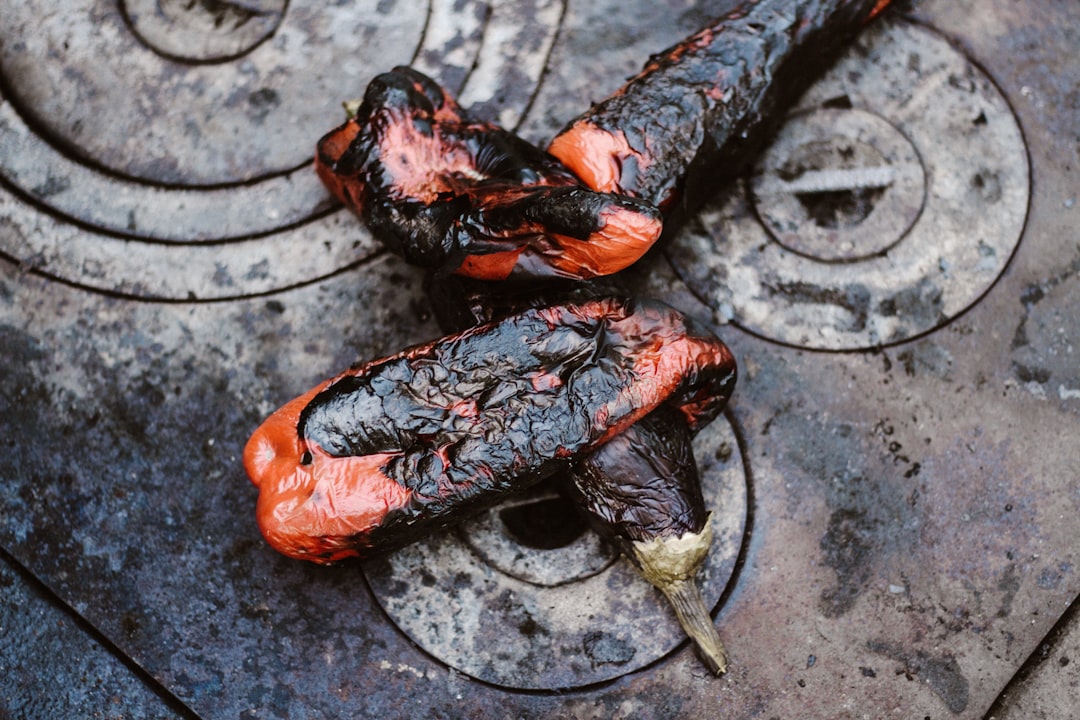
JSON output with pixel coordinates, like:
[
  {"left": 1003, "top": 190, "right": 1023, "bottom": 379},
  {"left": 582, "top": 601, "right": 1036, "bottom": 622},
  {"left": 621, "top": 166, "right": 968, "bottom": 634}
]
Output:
[{"left": 245, "top": 0, "right": 891, "bottom": 675}]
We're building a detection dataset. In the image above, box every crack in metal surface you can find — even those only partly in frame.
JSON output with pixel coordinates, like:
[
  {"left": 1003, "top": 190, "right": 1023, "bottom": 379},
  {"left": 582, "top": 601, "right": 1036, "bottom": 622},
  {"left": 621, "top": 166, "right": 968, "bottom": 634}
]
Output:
[{"left": 0, "top": 545, "right": 201, "bottom": 720}]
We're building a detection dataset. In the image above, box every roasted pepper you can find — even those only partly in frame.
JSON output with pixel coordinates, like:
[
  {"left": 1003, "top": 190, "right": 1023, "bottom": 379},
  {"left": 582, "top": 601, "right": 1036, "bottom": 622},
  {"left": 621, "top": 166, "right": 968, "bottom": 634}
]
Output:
[
  {"left": 315, "top": 67, "right": 663, "bottom": 281},
  {"left": 244, "top": 297, "right": 736, "bottom": 563},
  {"left": 427, "top": 275, "right": 732, "bottom": 673},
  {"left": 315, "top": 1, "right": 889, "bottom": 282},
  {"left": 549, "top": 0, "right": 893, "bottom": 218},
  {"left": 252, "top": 0, "right": 894, "bottom": 675}
]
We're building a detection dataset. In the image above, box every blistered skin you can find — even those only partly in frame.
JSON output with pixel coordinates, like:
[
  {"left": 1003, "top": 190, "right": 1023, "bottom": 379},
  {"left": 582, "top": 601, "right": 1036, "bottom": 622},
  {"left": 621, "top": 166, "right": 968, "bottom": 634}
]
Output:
[
  {"left": 425, "top": 273, "right": 731, "bottom": 673},
  {"left": 568, "top": 407, "right": 734, "bottom": 675},
  {"left": 244, "top": 298, "right": 735, "bottom": 563},
  {"left": 315, "top": 67, "right": 663, "bottom": 281},
  {"left": 548, "top": 0, "right": 892, "bottom": 214},
  {"left": 425, "top": 276, "right": 711, "bottom": 535},
  {"left": 427, "top": 274, "right": 717, "bottom": 535},
  {"left": 567, "top": 405, "right": 707, "bottom": 545}
]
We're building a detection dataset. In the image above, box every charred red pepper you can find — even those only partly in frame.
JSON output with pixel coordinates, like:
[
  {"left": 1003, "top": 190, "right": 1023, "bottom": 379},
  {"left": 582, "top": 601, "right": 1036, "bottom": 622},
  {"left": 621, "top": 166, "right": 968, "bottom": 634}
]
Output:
[
  {"left": 567, "top": 408, "right": 730, "bottom": 673},
  {"left": 244, "top": 297, "right": 735, "bottom": 563},
  {"left": 315, "top": 1, "right": 889, "bottom": 282},
  {"left": 549, "top": 0, "right": 891, "bottom": 215},
  {"left": 251, "top": 0, "right": 894, "bottom": 674},
  {"left": 315, "top": 67, "right": 663, "bottom": 281},
  {"left": 427, "top": 275, "right": 732, "bottom": 673}
]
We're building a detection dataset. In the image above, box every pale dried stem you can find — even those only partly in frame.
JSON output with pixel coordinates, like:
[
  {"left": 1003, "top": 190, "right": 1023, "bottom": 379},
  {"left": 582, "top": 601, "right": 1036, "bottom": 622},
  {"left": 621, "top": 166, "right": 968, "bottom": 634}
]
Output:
[{"left": 630, "top": 518, "right": 729, "bottom": 675}]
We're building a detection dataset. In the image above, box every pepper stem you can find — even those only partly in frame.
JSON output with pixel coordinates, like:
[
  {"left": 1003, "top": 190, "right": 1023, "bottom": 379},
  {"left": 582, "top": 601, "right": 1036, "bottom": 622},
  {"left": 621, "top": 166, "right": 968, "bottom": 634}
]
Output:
[
  {"left": 630, "top": 519, "right": 729, "bottom": 675},
  {"left": 342, "top": 99, "right": 363, "bottom": 119},
  {"left": 657, "top": 576, "right": 729, "bottom": 675}
]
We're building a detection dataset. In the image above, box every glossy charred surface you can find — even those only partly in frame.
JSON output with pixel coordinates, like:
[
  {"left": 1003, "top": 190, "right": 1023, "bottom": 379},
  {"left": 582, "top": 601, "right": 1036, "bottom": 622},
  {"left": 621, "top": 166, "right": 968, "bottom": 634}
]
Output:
[
  {"left": 567, "top": 405, "right": 707, "bottom": 546},
  {"left": 426, "top": 275, "right": 711, "bottom": 541},
  {"left": 315, "top": 67, "right": 663, "bottom": 281},
  {"left": 564, "top": 401, "right": 731, "bottom": 675},
  {"left": 426, "top": 274, "right": 732, "bottom": 673},
  {"left": 549, "top": 0, "right": 890, "bottom": 215},
  {"left": 244, "top": 297, "right": 736, "bottom": 563},
  {"left": 427, "top": 275, "right": 717, "bottom": 535}
]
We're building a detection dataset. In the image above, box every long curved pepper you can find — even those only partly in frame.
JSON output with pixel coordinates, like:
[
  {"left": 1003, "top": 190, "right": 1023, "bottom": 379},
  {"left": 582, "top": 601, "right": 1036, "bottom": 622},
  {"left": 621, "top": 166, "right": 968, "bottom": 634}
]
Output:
[
  {"left": 568, "top": 407, "right": 729, "bottom": 674},
  {"left": 548, "top": 0, "right": 893, "bottom": 216}
]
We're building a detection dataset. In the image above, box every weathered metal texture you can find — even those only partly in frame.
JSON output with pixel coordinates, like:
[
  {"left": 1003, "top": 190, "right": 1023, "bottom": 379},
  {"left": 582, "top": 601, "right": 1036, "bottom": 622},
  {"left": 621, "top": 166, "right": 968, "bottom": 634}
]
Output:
[
  {"left": 667, "top": 18, "right": 1029, "bottom": 350},
  {"left": 991, "top": 605, "right": 1080, "bottom": 719},
  {"left": 366, "top": 418, "right": 746, "bottom": 688},
  {"left": 0, "top": 0, "right": 563, "bottom": 299},
  {"left": 0, "top": 0, "right": 1077, "bottom": 718},
  {"left": 0, "top": 553, "right": 186, "bottom": 718}
]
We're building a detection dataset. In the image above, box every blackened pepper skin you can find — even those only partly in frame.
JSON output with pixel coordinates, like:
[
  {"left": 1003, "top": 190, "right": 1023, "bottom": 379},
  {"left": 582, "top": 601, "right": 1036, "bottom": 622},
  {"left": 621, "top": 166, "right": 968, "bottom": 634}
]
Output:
[
  {"left": 567, "top": 404, "right": 705, "bottom": 545},
  {"left": 567, "top": 406, "right": 730, "bottom": 673},
  {"left": 548, "top": 0, "right": 891, "bottom": 217},
  {"left": 256, "top": 0, "right": 894, "bottom": 673},
  {"left": 315, "top": 1, "right": 890, "bottom": 280},
  {"left": 315, "top": 67, "right": 663, "bottom": 281},
  {"left": 243, "top": 297, "right": 735, "bottom": 563},
  {"left": 427, "top": 275, "right": 732, "bottom": 673}
]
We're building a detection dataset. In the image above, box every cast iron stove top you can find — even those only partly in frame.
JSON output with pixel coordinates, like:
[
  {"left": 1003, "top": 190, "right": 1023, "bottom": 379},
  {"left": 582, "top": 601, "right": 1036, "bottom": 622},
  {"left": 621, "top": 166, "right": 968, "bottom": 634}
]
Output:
[{"left": 1, "top": 0, "right": 1077, "bottom": 717}]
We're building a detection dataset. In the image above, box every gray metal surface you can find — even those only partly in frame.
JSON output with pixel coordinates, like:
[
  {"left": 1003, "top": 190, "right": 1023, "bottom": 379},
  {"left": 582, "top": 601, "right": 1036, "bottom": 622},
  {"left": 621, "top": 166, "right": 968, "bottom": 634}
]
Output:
[
  {"left": 0, "top": 552, "right": 186, "bottom": 719},
  {"left": 366, "top": 420, "right": 746, "bottom": 689},
  {"left": 0, "top": 0, "right": 1077, "bottom": 718}
]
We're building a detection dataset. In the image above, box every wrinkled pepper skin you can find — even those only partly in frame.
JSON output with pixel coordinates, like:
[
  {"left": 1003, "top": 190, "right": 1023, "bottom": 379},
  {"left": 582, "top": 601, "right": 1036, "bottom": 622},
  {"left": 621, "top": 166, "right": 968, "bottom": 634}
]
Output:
[
  {"left": 567, "top": 405, "right": 732, "bottom": 674},
  {"left": 244, "top": 297, "right": 736, "bottom": 563},
  {"left": 425, "top": 274, "right": 730, "bottom": 673},
  {"left": 566, "top": 404, "right": 706, "bottom": 546},
  {"left": 315, "top": 67, "right": 663, "bottom": 281},
  {"left": 316, "top": 1, "right": 891, "bottom": 283},
  {"left": 424, "top": 274, "right": 709, "bottom": 544},
  {"left": 548, "top": 0, "right": 891, "bottom": 215}
]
